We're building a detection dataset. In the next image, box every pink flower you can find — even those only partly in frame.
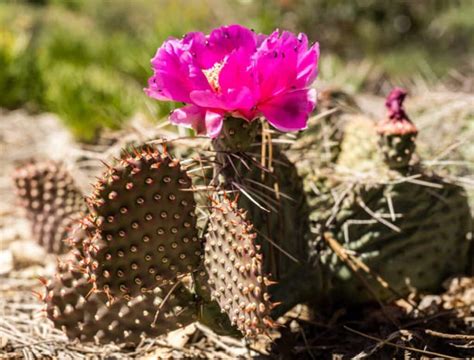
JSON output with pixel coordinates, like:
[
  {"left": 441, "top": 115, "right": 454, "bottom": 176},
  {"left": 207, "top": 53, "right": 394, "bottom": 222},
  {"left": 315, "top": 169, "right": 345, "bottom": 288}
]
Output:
[{"left": 145, "top": 25, "right": 319, "bottom": 138}]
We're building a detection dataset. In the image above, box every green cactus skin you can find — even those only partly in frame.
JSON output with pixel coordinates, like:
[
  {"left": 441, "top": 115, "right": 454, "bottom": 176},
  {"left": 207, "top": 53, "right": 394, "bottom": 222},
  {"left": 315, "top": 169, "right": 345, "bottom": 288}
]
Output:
[
  {"left": 203, "top": 197, "right": 276, "bottom": 338},
  {"left": 236, "top": 148, "right": 309, "bottom": 279},
  {"left": 45, "top": 261, "right": 197, "bottom": 345},
  {"left": 211, "top": 117, "right": 260, "bottom": 153},
  {"left": 83, "top": 147, "right": 202, "bottom": 298},
  {"left": 336, "top": 116, "right": 382, "bottom": 172},
  {"left": 12, "top": 161, "right": 86, "bottom": 254},
  {"left": 376, "top": 114, "right": 418, "bottom": 171},
  {"left": 378, "top": 132, "right": 417, "bottom": 170},
  {"left": 309, "top": 174, "right": 472, "bottom": 306}
]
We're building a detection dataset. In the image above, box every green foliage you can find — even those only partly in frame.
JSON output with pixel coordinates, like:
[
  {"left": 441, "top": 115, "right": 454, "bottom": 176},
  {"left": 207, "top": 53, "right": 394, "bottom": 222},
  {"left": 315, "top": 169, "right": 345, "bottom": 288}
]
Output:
[
  {"left": 0, "top": 1, "right": 221, "bottom": 141},
  {"left": 42, "top": 63, "right": 140, "bottom": 140},
  {"left": 0, "top": 9, "right": 44, "bottom": 111}
]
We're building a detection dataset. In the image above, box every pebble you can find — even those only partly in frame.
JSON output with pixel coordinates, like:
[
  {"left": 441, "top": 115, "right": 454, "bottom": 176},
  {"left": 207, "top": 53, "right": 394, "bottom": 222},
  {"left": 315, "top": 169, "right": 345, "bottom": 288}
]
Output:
[{"left": 9, "top": 240, "right": 47, "bottom": 269}]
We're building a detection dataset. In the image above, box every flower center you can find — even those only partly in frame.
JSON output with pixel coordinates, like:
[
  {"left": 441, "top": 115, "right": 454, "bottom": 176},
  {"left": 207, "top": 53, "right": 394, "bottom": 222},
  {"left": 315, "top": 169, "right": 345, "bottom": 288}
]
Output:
[{"left": 203, "top": 60, "right": 225, "bottom": 92}]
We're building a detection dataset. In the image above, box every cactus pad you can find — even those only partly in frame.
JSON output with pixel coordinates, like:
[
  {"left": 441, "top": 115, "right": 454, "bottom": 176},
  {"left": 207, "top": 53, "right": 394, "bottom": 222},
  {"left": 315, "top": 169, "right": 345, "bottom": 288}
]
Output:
[
  {"left": 300, "top": 89, "right": 472, "bottom": 307},
  {"left": 83, "top": 147, "right": 201, "bottom": 298},
  {"left": 45, "top": 261, "right": 197, "bottom": 344},
  {"left": 12, "top": 161, "right": 86, "bottom": 254},
  {"left": 203, "top": 197, "right": 276, "bottom": 338},
  {"left": 317, "top": 177, "right": 472, "bottom": 305}
]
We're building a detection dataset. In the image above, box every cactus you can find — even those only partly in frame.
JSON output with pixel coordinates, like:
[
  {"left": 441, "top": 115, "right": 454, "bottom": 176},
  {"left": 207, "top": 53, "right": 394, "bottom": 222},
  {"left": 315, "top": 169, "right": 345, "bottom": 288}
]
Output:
[
  {"left": 43, "top": 189, "right": 276, "bottom": 343},
  {"left": 211, "top": 117, "right": 310, "bottom": 279},
  {"left": 82, "top": 147, "right": 202, "bottom": 298},
  {"left": 44, "top": 260, "right": 197, "bottom": 345},
  {"left": 303, "top": 89, "right": 473, "bottom": 306},
  {"left": 14, "top": 87, "right": 471, "bottom": 348},
  {"left": 12, "top": 160, "right": 86, "bottom": 254},
  {"left": 309, "top": 175, "right": 472, "bottom": 305},
  {"left": 11, "top": 145, "right": 278, "bottom": 343},
  {"left": 203, "top": 196, "right": 275, "bottom": 337}
]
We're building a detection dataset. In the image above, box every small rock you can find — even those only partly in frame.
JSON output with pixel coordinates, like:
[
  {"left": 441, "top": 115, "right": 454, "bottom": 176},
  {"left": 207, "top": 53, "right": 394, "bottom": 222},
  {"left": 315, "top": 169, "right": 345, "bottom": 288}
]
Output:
[
  {"left": 166, "top": 323, "right": 196, "bottom": 348},
  {"left": 0, "top": 215, "right": 31, "bottom": 250},
  {"left": 0, "top": 336, "right": 9, "bottom": 350},
  {"left": 9, "top": 241, "right": 46, "bottom": 269},
  {"left": 0, "top": 250, "right": 13, "bottom": 275}
]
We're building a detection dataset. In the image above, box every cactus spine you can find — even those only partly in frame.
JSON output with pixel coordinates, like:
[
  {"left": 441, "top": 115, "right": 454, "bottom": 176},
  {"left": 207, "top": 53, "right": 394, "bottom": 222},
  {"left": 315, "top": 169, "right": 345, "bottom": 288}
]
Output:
[{"left": 18, "top": 144, "right": 276, "bottom": 343}]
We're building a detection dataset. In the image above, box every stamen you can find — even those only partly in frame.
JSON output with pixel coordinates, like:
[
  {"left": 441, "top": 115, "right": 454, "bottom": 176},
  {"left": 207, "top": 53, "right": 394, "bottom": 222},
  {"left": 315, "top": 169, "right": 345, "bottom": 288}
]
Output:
[{"left": 203, "top": 60, "right": 226, "bottom": 92}]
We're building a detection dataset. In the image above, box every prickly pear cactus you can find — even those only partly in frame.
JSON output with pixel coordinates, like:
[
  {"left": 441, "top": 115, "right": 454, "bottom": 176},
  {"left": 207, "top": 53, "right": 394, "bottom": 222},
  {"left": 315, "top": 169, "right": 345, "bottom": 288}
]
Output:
[
  {"left": 304, "top": 89, "right": 473, "bottom": 306},
  {"left": 211, "top": 117, "right": 310, "bottom": 282},
  {"left": 203, "top": 197, "right": 276, "bottom": 337},
  {"left": 82, "top": 147, "right": 202, "bottom": 298},
  {"left": 44, "top": 260, "right": 197, "bottom": 344},
  {"left": 12, "top": 161, "right": 86, "bottom": 254},
  {"left": 312, "top": 176, "right": 472, "bottom": 305}
]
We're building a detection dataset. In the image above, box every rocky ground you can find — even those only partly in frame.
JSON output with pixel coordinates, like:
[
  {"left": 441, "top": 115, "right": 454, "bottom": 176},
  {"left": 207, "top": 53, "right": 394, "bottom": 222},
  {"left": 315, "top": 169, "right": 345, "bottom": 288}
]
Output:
[{"left": 0, "top": 89, "right": 473, "bottom": 359}]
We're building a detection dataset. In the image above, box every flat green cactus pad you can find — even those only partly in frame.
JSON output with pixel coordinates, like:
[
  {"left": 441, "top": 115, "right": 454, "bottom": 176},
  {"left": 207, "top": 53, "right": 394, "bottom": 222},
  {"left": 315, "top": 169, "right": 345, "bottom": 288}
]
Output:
[{"left": 83, "top": 147, "right": 201, "bottom": 298}]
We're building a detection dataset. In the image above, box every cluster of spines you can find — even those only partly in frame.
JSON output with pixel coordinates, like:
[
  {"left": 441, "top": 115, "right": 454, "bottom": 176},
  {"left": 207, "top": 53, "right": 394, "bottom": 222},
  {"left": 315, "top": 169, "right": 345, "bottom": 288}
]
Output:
[
  {"left": 42, "top": 259, "right": 197, "bottom": 344},
  {"left": 81, "top": 147, "right": 202, "bottom": 298},
  {"left": 12, "top": 160, "right": 86, "bottom": 254},
  {"left": 203, "top": 196, "right": 276, "bottom": 338}
]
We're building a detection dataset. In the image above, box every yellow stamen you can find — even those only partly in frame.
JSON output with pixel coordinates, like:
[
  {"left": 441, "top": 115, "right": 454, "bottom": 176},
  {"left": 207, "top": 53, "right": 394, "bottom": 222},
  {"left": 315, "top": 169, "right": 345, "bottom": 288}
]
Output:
[{"left": 203, "top": 60, "right": 226, "bottom": 92}]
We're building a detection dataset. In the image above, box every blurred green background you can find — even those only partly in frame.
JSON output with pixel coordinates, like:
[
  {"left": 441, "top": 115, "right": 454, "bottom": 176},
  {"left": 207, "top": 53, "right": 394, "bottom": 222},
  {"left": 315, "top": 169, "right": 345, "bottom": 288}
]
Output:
[{"left": 1, "top": 0, "right": 472, "bottom": 141}]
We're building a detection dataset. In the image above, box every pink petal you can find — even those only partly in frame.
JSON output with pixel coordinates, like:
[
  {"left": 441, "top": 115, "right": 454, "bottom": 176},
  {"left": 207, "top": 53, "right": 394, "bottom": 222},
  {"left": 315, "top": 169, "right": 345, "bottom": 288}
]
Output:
[
  {"left": 170, "top": 105, "right": 206, "bottom": 133},
  {"left": 255, "top": 30, "right": 299, "bottom": 101},
  {"left": 199, "top": 25, "right": 257, "bottom": 68},
  {"left": 170, "top": 105, "right": 224, "bottom": 138},
  {"left": 204, "top": 110, "right": 225, "bottom": 138},
  {"left": 146, "top": 38, "right": 210, "bottom": 103},
  {"left": 188, "top": 48, "right": 257, "bottom": 115},
  {"left": 254, "top": 30, "right": 319, "bottom": 100},
  {"left": 259, "top": 88, "right": 316, "bottom": 132},
  {"left": 189, "top": 87, "right": 255, "bottom": 113},
  {"left": 189, "top": 90, "right": 226, "bottom": 109},
  {"left": 296, "top": 41, "right": 319, "bottom": 87},
  {"left": 218, "top": 48, "right": 258, "bottom": 102}
]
